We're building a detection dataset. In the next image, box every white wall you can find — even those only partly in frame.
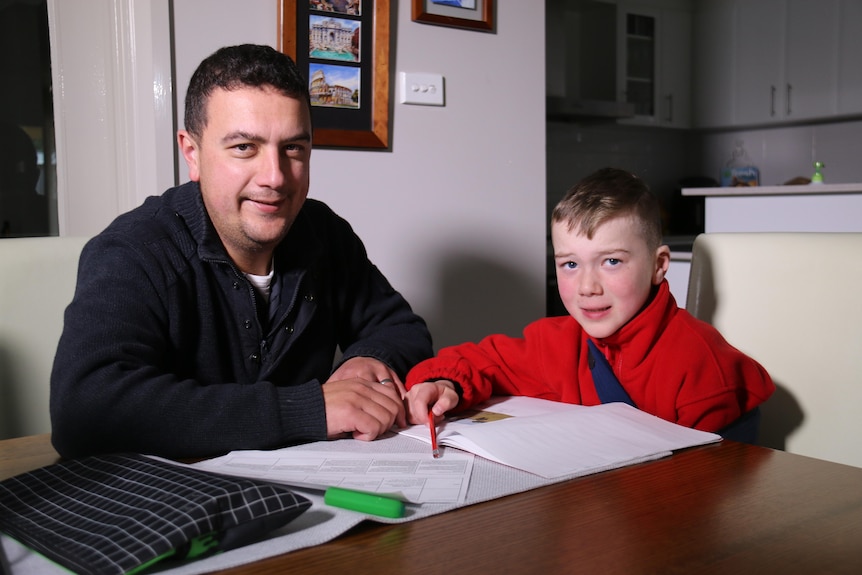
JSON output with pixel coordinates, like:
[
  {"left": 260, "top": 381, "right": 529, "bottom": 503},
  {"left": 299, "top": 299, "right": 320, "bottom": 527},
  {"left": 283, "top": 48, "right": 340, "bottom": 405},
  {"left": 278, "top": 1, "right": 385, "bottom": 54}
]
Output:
[{"left": 53, "top": 0, "right": 547, "bottom": 350}]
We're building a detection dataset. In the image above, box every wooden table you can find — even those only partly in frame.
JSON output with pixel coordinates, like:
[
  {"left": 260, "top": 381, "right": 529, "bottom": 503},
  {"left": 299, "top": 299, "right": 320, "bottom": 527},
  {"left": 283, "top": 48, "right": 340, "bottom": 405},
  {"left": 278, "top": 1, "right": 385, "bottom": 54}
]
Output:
[{"left": 3, "top": 435, "right": 862, "bottom": 574}]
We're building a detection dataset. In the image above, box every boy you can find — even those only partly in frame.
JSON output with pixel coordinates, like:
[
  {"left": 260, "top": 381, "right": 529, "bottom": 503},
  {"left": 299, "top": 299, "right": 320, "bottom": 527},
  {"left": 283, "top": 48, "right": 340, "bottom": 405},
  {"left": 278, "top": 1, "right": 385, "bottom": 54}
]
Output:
[{"left": 404, "top": 168, "right": 774, "bottom": 438}]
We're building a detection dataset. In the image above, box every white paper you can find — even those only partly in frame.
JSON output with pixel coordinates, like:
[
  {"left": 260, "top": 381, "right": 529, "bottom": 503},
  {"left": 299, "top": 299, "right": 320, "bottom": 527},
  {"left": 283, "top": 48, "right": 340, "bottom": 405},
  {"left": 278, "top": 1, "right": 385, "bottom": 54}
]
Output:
[
  {"left": 185, "top": 449, "right": 474, "bottom": 504},
  {"left": 400, "top": 397, "right": 721, "bottom": 479}
]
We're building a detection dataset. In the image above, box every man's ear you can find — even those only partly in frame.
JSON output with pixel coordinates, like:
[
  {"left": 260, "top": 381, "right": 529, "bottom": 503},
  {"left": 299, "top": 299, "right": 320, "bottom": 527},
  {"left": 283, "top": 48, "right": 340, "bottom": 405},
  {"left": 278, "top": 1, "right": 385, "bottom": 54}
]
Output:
[
  {"left": 654, "top": 245, "right": 671, "bottom": 285},
  {"left": 177, "top": 130, "right": 201, "bottom": 182}
]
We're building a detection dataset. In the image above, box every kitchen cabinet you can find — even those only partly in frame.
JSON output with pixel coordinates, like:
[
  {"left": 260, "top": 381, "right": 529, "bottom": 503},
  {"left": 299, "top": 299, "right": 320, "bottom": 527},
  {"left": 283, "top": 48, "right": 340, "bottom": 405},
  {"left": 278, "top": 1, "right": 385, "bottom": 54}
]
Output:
[
  {"left": 733, "top": 0, "right": 785, "bottom": 126},
  {"left": 616, "top": 0, "right": 692, "bottom": 128},
  {"left": 694, "top": 0, "right": 853, "bottom": 128},
  {"left": 658, "top": 7, "right": 691, "bottom": 127},
  {"left": 838, "top": 0, "right": 862, "bottom": 115},
  {"left": 692, "top": 0, "right": 735, "bottom": 128},
  {"left": 545, "top": 0, "right": 634, "bottom": 121},
  {"left": 733, "top": 0, "right": 840, "bottom": 125},
  {"left": 782, "top": 0, "right": 840, "bottom": 121}
]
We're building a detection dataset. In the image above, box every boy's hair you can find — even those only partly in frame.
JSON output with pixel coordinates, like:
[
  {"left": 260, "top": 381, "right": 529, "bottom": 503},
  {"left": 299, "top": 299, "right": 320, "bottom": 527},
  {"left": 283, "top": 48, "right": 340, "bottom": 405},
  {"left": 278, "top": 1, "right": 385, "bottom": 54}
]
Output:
[
  {"left": 184, "top": 44, "right": 311, "bottom": 139},
  {"left": 551, "top": 167, "right": 664, "bottom": 250}
]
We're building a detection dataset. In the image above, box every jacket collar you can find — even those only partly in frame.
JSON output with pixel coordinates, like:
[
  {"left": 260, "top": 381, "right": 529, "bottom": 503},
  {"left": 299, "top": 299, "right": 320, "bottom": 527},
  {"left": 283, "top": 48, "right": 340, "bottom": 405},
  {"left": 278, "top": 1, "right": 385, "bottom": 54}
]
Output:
[
  {"left": 591, "top": 280, "right": 677, "bottom": 366},
  {"left": 164, "top": 181, "right": 324, "bottom": 273},
  {"left": 163, "top": 181, "right": 231, "bottom": 263}
]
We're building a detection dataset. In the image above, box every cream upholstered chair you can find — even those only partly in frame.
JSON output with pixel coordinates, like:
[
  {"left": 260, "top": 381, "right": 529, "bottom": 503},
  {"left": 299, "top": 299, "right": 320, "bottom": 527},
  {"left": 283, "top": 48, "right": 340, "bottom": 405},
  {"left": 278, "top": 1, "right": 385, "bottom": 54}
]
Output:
[
  {"left": 686, "top": 232, "right": 862, "bottom": 468},
  {"left": 0, "top": 236, "right": 89, "bottom": 440}
]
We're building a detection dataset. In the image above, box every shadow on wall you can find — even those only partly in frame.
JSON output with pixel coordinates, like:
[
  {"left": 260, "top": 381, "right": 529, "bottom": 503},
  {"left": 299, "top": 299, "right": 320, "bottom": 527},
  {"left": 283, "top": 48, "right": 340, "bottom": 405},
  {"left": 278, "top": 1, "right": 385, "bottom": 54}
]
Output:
[
  {"left": 424, "top": 252, "right": 544, "bottom": 350},
  {"left": 685, "top": 243, "right": 803, "bottom": 452},
  {"left": 757, "top": 383, "right": 803, "bottom": 451}
]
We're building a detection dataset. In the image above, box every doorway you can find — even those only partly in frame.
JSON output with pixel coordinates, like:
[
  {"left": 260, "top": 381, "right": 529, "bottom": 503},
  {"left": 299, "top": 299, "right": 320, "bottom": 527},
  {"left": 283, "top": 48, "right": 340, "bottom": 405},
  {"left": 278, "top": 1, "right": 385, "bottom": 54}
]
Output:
[{"left": 0, "top": 0, "right": 57, "bottom": 237}]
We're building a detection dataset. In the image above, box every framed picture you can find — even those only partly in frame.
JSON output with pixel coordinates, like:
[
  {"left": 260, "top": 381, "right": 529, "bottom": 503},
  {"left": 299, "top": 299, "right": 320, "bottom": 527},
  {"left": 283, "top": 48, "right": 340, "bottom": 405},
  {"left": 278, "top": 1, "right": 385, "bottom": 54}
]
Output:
[
  {"left": 411, "top": 0, "right": 494, "bottom": 32},
  {"left": 279, "top": 0, "right": 390, "bottom": 149}
]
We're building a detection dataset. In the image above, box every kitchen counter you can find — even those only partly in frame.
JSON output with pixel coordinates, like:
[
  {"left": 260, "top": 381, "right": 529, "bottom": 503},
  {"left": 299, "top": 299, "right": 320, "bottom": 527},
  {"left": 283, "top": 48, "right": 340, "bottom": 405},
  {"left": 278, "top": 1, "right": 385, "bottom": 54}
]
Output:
[
  {"left": 682, "top": 183, "right": 862, "bottom": 197},
  {"left": 680, "top": 183, "right": 862, "bottom": 233},
  {"left": 668, "top": 183, "right": 862, "bottom": 307}
]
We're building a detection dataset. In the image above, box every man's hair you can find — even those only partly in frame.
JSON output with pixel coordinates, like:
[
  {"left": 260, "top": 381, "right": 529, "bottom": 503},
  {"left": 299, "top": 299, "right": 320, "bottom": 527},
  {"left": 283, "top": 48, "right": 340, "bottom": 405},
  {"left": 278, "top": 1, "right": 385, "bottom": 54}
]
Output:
[
  {"left": 184, "top": 44, "right": 311, "bottom": 139},
  {"left": 551, "top": 167, "right": 663, "bottom": 250}
]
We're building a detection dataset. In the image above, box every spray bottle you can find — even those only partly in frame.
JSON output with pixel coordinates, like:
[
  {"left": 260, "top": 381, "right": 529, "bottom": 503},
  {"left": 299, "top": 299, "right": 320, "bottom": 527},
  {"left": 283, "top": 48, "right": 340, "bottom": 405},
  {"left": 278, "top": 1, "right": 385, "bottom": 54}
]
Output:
[
  {"left": 811, "top": 161, "right": 825, "bottom": 184},
  {"left": 720, "top": 140, "right": 759, "bottom": 187}
]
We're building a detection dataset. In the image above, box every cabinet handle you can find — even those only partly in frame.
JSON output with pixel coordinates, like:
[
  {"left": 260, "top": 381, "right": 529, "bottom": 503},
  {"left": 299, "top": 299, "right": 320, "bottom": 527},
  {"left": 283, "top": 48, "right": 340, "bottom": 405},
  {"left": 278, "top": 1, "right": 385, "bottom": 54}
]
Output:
[
  {"left": 665, "top": 94, "right": 673, "bottom": 123},
  {"left": 770, "top": 85, "right": 776, "bottom": 117},
  {"left": 786, "top": 84, "right": 792, "bottom": 116}
]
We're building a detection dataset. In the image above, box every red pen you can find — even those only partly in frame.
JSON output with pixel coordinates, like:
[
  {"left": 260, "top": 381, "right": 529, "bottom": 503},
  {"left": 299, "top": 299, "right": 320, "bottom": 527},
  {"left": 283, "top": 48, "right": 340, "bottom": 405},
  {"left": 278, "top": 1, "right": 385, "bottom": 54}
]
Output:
[{"left": 428, "top": 410, "right": 440, "bottom": 458}]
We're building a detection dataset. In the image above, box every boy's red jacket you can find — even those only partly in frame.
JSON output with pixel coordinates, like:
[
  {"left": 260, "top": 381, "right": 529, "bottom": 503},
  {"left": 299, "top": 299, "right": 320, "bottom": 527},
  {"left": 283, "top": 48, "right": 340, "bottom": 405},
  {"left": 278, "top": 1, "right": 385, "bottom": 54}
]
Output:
[{"left": 406, "top": 281, "right": 775, "bottom": 432}]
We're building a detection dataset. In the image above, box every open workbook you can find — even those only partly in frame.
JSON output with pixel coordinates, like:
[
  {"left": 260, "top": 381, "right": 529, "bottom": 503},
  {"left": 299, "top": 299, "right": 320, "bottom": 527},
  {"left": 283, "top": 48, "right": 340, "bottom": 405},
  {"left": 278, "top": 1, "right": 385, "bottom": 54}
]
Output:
[{"left": 398, "top": 397, "right": 722, "bottom": 479}]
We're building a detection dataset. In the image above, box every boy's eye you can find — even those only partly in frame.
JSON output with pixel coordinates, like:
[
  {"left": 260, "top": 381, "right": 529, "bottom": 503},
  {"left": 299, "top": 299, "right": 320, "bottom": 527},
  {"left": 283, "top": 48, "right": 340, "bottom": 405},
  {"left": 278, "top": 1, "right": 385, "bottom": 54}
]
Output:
[{"left": 606, "top": 258, "right": 621, "bottom": 266}]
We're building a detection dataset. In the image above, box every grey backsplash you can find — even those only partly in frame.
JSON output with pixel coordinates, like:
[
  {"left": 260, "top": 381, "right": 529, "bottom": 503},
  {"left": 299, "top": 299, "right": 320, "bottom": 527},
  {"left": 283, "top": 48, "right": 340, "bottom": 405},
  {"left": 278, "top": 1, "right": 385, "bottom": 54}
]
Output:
[
  {"left": 695, "top": 119, "right": 862, "bottom": 187},
  {"left": 546, "top": 121, "right": 696, "bottom": 215},
  {"left": 547, "top": 118, "right": 862, "bottom": 232}
]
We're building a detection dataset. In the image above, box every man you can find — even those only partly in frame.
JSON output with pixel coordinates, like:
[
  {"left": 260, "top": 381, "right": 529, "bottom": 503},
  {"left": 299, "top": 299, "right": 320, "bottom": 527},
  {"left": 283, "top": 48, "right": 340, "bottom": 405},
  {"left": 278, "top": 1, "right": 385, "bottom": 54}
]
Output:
[{"left": 50, "top": 44, "right": 432, "bottom": 459}]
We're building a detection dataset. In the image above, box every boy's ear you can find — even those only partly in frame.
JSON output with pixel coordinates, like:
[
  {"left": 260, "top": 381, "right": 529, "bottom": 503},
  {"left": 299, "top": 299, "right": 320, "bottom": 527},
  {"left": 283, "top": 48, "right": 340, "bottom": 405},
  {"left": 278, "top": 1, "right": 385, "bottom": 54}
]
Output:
[{"left": 653, "top": 245, "right": 671, "bottom": 285}]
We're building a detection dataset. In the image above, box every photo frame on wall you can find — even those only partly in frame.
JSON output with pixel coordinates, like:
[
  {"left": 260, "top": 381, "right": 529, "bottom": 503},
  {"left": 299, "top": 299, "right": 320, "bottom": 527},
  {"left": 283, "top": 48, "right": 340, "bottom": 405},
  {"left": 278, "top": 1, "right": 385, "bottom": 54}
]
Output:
[
  {"left": 411, "top": 0, "right": 494, "bottom": 32},
  {"left": 279, "top": 0, "right": 390, "bottom": 149}
]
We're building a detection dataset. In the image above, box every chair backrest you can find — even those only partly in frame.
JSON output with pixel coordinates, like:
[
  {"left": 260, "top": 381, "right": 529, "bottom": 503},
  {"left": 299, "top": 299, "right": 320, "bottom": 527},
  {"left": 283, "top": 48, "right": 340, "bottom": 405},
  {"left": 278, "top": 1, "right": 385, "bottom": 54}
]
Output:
[
  {"left": 0, "top": 236, "right": 89, "bottom": 440},
  {"left": 687, "top": 232, "right": 862, "bottom": 468}
]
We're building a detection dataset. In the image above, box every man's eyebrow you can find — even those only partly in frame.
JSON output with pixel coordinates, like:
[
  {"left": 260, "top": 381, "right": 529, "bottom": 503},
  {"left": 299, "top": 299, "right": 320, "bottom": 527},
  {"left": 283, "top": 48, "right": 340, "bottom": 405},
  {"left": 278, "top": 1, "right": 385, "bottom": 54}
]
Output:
[
  {"left": 220, "top": 130, "right": 312, "bottom": 145},
  {"left": 221, "top": 131, "right": 262, "bottom": 144},
  {"left": 285, "top": 130, "right": 313, "bottom": 143}
]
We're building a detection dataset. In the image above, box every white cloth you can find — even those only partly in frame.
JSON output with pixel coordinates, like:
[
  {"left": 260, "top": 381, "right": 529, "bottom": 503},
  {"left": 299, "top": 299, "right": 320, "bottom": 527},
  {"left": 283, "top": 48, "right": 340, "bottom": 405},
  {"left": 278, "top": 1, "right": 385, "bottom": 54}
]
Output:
[{"left": 2, "top": 433, "right": 653, "bottom": 574}]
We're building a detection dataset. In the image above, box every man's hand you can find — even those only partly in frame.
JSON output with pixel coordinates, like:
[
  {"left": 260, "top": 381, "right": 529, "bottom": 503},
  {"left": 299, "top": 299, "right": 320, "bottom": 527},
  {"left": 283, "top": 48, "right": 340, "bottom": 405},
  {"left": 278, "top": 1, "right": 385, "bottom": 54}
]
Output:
[
  {"left": 324, "top": 357, "right": 406, "bottom": 440},
  {"left": 328, "top": 356, "right": 406, "bottom": 398},
  {"left": 404, "top": 380, "right": 460, "bottom": 425}
]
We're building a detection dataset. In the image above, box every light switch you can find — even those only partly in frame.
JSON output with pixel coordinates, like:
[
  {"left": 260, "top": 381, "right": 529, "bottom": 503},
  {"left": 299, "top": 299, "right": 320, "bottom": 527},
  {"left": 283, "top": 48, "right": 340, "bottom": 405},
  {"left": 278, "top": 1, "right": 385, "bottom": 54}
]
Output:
[{"left": 399, "top": 72, "right": 445, "bottom": 106}]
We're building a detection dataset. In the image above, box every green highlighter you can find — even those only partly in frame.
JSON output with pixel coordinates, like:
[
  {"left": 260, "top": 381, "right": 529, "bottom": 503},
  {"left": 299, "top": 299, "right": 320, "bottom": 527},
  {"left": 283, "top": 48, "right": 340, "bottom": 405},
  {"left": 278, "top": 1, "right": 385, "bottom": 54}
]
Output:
[
  {"left": 324, "top": 486, "right": 405, "bottom": 518},
  {"left": 126, "top": 531, "right": 220, "bottom": 575}
]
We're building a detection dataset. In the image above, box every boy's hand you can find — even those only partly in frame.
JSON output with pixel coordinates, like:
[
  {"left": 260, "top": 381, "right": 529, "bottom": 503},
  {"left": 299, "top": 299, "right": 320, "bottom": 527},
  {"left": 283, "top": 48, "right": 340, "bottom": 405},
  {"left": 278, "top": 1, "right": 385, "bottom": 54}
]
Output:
[{"left": 404, "top": 380, "right": 460, "bottom": 425}]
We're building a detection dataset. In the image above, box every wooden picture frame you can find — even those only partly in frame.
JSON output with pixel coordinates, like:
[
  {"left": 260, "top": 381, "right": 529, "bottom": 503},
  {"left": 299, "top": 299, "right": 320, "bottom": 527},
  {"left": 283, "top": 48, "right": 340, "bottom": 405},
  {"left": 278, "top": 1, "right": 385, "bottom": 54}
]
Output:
[
  {"left": 411, "top": 0, "right": 494, "bottom": 32},
  {"left": 279, "top": 0, "right": 390, "bottom": 149}
]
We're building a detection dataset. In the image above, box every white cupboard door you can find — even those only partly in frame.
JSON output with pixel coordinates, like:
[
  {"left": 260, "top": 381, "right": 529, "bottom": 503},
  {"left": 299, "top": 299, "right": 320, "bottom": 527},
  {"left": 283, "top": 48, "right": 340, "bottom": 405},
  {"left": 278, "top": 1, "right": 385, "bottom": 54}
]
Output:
[
  {"left": 733, "top": 0, "right": 786, "bottom": 126},
  {"left": 838, "top": 0, "right": 862, "bottom": 115},
  {"left": 784, "top": 0, "right": 840, "bottom": 121},
  {"left": 693, "top": 0, "right": 736, "bottom": 128},
  {"left": 660, "top": 7, "right": 691, "bottom": 128}
]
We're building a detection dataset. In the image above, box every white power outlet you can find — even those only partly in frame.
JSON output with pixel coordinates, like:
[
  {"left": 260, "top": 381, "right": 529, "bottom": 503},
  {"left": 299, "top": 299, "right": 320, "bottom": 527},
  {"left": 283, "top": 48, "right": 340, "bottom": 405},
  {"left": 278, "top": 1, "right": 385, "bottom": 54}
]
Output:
[{"left": 399, "top": 72, "right": 445, "bottom": 106}]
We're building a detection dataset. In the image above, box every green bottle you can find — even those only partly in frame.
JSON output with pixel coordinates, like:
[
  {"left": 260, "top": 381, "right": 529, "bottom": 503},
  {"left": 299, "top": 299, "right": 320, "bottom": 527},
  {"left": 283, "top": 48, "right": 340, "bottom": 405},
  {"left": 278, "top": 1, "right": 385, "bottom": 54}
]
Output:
[{"left": 811, "top": 161, "right": 825, "bottom": 184}]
